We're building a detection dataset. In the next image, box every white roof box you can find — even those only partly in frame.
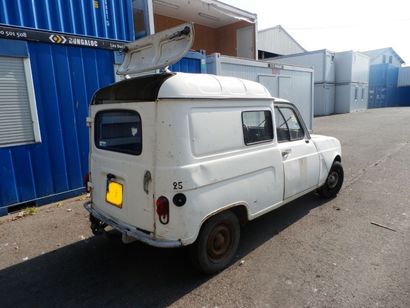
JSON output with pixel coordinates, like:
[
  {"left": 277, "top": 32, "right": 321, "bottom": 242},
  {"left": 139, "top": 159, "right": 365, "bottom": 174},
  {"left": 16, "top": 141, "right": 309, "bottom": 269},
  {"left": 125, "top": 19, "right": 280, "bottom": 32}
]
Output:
[{"left": 117, "top": 23, "right": 194, "bottom": 75}]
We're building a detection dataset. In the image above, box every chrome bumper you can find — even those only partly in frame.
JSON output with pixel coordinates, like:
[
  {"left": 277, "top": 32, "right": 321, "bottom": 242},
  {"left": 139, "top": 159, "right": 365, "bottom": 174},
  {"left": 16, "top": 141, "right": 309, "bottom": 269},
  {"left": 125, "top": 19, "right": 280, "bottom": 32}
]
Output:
[{"left": 83, "top": 201, "right": 182, "bottom": 248}]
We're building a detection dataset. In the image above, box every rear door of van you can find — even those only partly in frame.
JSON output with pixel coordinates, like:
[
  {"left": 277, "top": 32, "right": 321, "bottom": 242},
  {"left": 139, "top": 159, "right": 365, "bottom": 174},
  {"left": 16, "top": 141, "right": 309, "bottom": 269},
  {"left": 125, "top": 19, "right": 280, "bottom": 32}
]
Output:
[{"left": 90, "top": 102, "right": 155, "bottom": 233}]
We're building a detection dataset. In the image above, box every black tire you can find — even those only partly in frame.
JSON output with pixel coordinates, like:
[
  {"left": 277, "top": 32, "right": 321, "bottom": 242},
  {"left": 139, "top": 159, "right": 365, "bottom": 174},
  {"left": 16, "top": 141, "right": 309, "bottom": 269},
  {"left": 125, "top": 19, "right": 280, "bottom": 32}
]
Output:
[
  {"left": 318, "top": 161, "right": 344, "bottom": 198},
  {"left": 189, "top": 211, "right": 240, "bottom": 274}
]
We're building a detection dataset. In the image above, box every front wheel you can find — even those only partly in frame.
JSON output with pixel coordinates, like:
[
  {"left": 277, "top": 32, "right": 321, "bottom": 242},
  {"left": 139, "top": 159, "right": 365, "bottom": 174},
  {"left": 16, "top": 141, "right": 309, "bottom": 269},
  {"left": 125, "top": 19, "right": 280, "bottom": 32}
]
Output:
[
  {"left": 318, "top": 161, "right": 344, "bottom": 198},
  {"left": 189, "top": 211, "right": 240, "bottom": 274}
]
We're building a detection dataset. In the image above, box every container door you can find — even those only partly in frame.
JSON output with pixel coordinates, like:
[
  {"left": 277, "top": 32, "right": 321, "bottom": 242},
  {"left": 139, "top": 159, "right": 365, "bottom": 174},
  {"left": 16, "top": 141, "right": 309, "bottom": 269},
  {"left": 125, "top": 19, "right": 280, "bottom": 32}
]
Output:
[
  {"left": 278, "top": 76, "right": 292, "bottom": 99},
  {"left": 236, "top": 26, "right": 254, "bottom": 59},
  {"left": 90, "top": 102, "right": 155, "bottom": 232}
]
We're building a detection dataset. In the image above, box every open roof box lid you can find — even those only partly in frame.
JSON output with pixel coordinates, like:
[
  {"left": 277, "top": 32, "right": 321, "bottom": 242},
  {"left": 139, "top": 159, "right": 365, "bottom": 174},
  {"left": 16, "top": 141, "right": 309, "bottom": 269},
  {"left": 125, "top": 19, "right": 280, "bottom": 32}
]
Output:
[{"left": 117, "top": 23, "right": 194, "bottom": 75}]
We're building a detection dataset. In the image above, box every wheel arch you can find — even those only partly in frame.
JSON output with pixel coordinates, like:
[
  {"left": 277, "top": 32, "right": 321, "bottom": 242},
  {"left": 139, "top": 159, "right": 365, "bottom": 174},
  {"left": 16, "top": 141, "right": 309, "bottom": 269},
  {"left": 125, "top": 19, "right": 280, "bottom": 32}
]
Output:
[
  {"left": 200, "top": 203, "right": 249, "bottom": 228},
  {"left": 188, "top": 203, "right": 249, "bottom": 245},
  {"left": 334, "top": 154, "right": 342, "bottom": 163}
]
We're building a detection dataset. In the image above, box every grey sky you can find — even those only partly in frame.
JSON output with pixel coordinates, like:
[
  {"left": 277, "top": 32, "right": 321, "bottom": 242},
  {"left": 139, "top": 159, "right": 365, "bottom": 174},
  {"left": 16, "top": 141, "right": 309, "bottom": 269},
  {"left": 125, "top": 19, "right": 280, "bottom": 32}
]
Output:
[{"left": 223, "top": 0, "right": 410, "bottom": 64}]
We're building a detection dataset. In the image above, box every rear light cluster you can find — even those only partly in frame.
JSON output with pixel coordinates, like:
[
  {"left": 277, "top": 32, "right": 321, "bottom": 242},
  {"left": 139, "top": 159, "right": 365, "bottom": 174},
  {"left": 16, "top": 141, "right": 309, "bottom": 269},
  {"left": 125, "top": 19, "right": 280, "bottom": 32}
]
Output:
[
  {"left": 156, "top": 196, "right": 169, "bottom": 224},
  {"left": 155, "top": 193, "right": 187, "bottom": 225}
]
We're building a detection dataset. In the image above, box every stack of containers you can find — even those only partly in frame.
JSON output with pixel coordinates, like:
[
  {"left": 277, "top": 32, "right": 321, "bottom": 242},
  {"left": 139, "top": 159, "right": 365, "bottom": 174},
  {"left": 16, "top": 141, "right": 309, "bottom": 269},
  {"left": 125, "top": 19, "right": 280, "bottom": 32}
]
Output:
[
  {"left": 334, "top": 51, "right": 370, "bottom": 113},
  {"left": 206, "top": 53, "right": 315, "bottom": 130},
  {"left": 266, "top": 50, "right": 336, "bottom": 116},
  {"left": 397, "top": 67, "right": 410, "bottom": 106},
  {"left": 368, "top": 64, "right": 399, "bottom": 108}
]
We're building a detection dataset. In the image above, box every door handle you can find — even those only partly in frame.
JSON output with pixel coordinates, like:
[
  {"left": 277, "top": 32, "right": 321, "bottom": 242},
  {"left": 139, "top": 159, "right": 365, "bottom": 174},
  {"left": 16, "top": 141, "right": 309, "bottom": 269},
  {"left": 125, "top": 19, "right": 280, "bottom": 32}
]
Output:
[
  {"left": 143, "top": 170, "right": 151, "bottom": 194},
  {"left": 106, "top": 173, "right": 116, "bottom": 192},
  {"left": 282, "top": 149, "right": 292, "bottom": 159}
]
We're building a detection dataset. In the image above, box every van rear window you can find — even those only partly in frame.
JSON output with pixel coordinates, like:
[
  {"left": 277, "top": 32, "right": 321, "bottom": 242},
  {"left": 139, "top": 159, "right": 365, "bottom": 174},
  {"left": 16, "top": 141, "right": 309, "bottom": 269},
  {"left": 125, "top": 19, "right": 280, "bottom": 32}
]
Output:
[{"left": 95, "top": 110, "right": 142, "bottom": 155}]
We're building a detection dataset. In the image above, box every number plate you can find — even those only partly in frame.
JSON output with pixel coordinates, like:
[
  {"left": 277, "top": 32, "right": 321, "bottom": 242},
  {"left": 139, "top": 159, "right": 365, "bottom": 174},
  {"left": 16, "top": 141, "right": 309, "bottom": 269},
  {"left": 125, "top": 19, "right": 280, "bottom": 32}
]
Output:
[{"left": 106, "top": 181, "right": 123, "bottom": 208}]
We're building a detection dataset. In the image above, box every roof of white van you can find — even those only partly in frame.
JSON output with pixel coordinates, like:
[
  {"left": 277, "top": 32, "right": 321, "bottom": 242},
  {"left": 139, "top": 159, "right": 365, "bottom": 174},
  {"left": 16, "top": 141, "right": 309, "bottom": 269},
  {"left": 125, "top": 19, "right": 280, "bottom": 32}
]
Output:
[
  {"left": 158, "top": 73, "right": 272, "bottom": 99},
  {"left": 92, "top": 72, "right": 275, "bottom": 104}
]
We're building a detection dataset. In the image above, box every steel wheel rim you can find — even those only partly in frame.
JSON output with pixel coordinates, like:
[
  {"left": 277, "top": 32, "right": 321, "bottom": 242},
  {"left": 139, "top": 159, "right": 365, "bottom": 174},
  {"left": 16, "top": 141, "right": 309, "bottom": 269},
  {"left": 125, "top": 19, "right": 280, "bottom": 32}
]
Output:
[
  {"left": 207, "top": 223, "right": 232, "bottom": 263},
  {"left": 327, "top": 171, "right": 339, "bottom": 189}
]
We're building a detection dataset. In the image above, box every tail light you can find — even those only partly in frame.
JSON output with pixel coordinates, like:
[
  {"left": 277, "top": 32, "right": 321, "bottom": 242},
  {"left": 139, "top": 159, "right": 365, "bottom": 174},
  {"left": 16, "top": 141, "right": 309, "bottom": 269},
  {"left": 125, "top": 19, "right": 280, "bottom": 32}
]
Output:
[
  {"left": 156, "top": 196, "right": 169, "bottom": 224},
  {"left": 84, "top": 172, "right": 91, "bottom": 193}
]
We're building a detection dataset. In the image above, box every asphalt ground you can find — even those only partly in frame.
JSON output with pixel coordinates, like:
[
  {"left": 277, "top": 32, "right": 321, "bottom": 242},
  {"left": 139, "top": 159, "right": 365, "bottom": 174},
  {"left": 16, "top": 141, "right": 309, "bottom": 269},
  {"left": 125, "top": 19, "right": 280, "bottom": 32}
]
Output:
[{"left": 0, "top": 107, "right": 409, "bottom": 307}]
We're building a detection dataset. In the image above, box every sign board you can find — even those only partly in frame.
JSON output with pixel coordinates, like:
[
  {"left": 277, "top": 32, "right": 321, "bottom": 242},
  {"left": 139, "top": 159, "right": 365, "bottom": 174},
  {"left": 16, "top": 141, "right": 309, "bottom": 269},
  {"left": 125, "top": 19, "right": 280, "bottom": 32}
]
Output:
[{"left": 0, "top": 25, "right": 126, "bottom": 50}]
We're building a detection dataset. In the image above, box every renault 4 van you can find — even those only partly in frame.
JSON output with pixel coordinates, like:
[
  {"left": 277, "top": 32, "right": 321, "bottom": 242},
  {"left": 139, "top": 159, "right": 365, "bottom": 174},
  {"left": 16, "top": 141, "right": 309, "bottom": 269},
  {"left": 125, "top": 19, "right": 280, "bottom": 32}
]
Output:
[{"left": 84, "top": 24, "right": 343, "bottom": 273}]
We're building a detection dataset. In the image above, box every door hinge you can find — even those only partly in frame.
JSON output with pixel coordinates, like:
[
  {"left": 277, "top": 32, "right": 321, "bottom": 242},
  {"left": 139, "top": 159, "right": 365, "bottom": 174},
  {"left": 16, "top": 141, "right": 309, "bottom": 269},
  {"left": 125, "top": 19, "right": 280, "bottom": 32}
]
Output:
[{"left": 86, "top": 117, "right": 93, "bottom": 127}]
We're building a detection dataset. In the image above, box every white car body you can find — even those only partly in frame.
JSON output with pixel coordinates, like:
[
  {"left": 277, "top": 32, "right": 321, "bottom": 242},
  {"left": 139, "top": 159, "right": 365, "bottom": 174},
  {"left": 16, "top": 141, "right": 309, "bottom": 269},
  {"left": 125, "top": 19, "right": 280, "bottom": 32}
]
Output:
[{"left": 85, "top": 72, "right": 342, "bottom": 248}]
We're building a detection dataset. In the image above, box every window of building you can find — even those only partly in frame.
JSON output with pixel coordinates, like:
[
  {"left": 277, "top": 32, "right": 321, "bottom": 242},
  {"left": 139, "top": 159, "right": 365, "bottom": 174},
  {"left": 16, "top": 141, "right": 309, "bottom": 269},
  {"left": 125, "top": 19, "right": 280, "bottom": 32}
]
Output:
[
  {"left": 133, "top": 0, "right": 153, "bottom": 39},
  {"left": 275, "top": 107, "right": 304, "bottom": 142},
  {"left": 95, "top": 110, "right": 142, "bottom": 155},
  {"left": 361, "top": 87, "right": 365, "bottom": 100},
  {"left": 0, "top": 56, "right": 41, "bottom": 147},
  {"left": 389, "top": 55, "right": 393, "bottom": 64},
  {"left": 354, "top": 86, "right": 359, "bottom": 100},
  {"left": 382, "top": 55, "right": 386, "bottom": 63},
  {"left": 242, "top": 110, "right": 273, "bottom": 145}
]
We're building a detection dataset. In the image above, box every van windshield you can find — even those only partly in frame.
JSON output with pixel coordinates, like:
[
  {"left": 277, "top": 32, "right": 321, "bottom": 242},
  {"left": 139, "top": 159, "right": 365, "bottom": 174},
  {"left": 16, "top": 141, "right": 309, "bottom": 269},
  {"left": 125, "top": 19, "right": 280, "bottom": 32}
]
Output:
[{"left": 95, "top": 110, "right": 142, "bottom": 155}]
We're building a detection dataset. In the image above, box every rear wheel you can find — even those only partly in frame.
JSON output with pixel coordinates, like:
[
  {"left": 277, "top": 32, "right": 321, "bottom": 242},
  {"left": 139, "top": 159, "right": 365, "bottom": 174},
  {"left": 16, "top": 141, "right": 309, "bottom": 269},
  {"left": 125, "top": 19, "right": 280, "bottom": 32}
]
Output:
[
  {"left": 190, "top": 211, "right": 240, "bottom": 274},
  {"left": 318, "top": 161, "right": 344, "bottom": 198}
]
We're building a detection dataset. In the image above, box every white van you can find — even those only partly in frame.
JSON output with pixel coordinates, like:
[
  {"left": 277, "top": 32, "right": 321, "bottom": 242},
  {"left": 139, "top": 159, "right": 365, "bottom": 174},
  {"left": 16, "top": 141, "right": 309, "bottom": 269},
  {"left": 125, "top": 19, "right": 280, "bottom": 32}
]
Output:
[{"left": 84, "top": 24, "right": 343, "bottom": 273}]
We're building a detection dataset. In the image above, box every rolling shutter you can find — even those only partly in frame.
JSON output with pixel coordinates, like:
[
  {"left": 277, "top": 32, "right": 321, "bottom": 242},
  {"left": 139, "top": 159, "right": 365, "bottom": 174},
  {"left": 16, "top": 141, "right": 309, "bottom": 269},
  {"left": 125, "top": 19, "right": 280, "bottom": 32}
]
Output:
[{"left": 0, "top": 56, "right": 36, "bottom": 146}]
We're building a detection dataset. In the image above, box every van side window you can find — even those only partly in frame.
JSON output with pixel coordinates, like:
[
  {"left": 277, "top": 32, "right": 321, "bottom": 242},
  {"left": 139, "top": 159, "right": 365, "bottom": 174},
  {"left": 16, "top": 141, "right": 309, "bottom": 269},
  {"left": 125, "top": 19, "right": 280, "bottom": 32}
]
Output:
[
  {"left": 242, "top": 110, "right": 273, "bottom": 145},
  {"left": 275, "top": 107, "right": 304, "bottom": 142},
  {"left": 95, "top": 110, "right": 142, "bottom": 155}
]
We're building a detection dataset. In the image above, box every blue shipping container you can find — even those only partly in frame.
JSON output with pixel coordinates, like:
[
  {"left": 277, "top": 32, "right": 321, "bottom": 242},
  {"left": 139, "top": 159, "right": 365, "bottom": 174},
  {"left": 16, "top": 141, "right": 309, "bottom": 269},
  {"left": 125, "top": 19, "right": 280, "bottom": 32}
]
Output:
[
  {"left": 369, "top": 63, "right": 398, "bottom": 87},
  {"left": 397, "top": 86, "right": 410, "bottom": 106},
  {"left": 170, "top": 50, "right": 207, "bottom": 74},
  {"left": 368, "top": 63, "right": 400, "bottom": 108},
  {"left": 0, "top": 0, "right": 134, "bottom": 40},
  {"left": 368, "top": 85, "right": 399, "bottom": 108},
  {"left": 0, "top": 39, "right": 116, "bottom": 213},
  {"left": 0, "top": 0, "right": 139, "bottom": 214}
]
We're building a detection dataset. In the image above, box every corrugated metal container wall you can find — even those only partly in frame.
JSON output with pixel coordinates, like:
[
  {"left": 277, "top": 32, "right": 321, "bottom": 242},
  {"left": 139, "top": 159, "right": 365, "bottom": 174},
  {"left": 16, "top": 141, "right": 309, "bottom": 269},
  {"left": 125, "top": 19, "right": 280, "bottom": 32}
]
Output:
[
  {"left": 267, "top": 50, "right": 335, "bottom": 83},
  {"left": 0, "top": 42, "right": 115, "bottom": 211},
  {"left": 0, "top": 0, "right": 135, "bottom": 213},
  {"left": 368, "top": 85, "right": 398, "bottom": 108},
  {"left": 0, "top": 0, "right": 134, "bottom": 40},
  {"left": 335, "top": 51, "right": 369, "bottom": 84},
  {"left": 0, "top": 43, "right": 114, "bottom": 207},
  {"left": 170, "top": 51, "right": 207, "bottom": 73},
  {"left": 369, "top": 64, "right": 398, "bottom": 86},
  {"left": 398, "top": 66, "right": 410, "bottom": 87},
  {"left": 397, "top": 86, "right": 410, "bottom": 106},
  {"left": 368, "top": 64, "right": 399, "bottom": 108},
  {"left": 207, "top": 54, "right": 314, "bottom": 130}
]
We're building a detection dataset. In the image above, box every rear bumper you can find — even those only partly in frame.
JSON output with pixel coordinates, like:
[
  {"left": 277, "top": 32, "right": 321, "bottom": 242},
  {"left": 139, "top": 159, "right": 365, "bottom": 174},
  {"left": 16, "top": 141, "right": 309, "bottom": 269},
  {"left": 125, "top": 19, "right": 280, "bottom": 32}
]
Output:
[{"left": 84, "top": 201, "right": 182, "bottom": 248}]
